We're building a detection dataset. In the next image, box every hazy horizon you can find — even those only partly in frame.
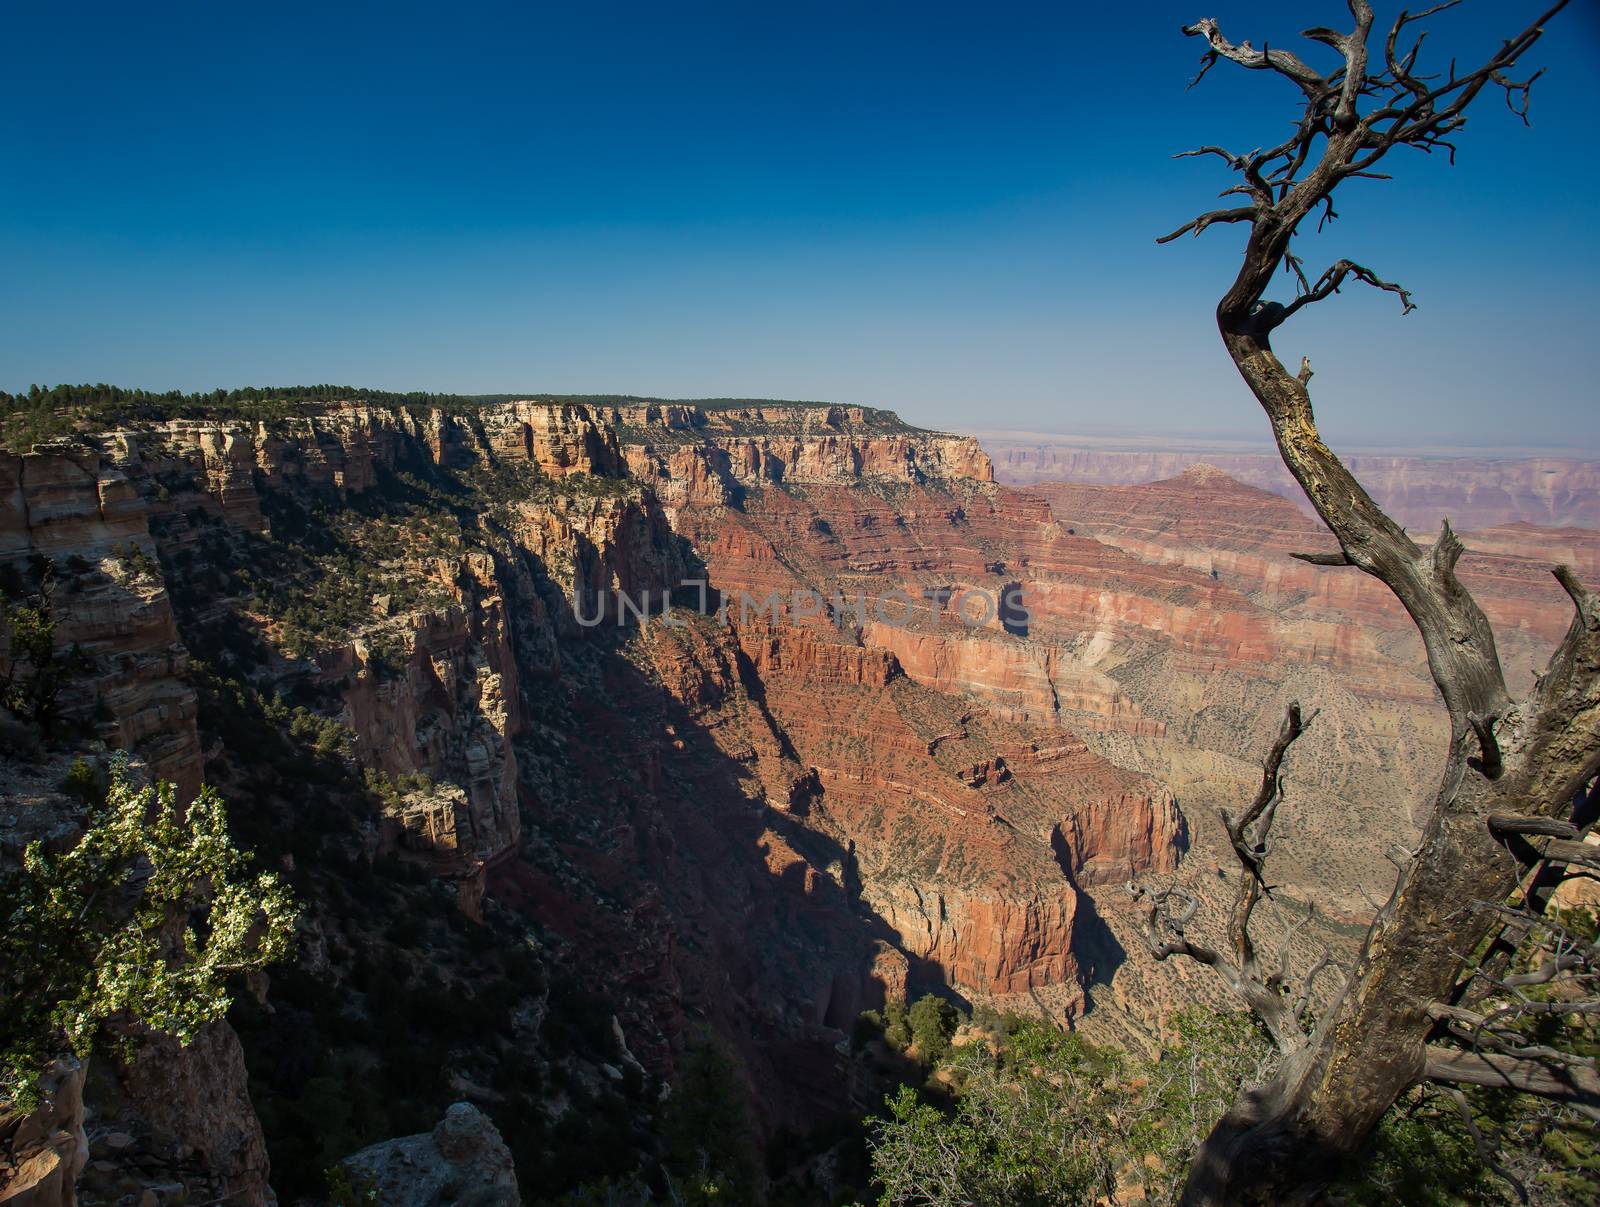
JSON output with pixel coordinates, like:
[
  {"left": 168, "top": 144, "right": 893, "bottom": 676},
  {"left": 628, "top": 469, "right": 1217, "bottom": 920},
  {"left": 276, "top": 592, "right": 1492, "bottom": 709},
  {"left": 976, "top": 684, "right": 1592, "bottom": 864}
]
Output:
[{"left": 6, "top": 1, "right": 1598, "bottom": 450}]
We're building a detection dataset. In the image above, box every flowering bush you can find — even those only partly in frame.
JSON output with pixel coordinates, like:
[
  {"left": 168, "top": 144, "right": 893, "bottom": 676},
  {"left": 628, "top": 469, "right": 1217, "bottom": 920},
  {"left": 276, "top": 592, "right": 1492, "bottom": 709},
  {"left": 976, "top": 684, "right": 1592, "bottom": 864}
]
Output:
[{"left": 0, "top": 761, "right": 297, "bottom": 1111}]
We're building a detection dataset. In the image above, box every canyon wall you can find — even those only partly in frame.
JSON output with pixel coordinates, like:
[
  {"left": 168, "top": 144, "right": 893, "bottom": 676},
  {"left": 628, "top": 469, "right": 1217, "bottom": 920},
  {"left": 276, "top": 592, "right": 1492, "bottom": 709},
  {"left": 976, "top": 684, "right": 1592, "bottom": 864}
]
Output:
[
  {"left": 981, "top": 436, "right": 1600, "bottom": 531},
  {"left": 1, "top": 400, "right": 1085, "bottom": 1196},
  {"left": 3, "top": 402, "right": 1174, "bottom": 1015},
  {"left": 1036, "top": 466, "right": 1600, "bottom": 692}
]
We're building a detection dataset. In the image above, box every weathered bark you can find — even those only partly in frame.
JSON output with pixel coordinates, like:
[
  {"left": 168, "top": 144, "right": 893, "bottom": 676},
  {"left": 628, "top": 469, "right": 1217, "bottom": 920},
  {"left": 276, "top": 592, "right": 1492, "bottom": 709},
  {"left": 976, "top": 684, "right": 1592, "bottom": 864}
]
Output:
[
  {"left": 1180, "top": 312, "right": 1600, "bottom": 1206},
  {"left": 1152, "top": 4, "right": 1599, "bottom": 1203},
  {"left": 1423, "top": 1047, "right": 1600, "bottom": 1110}
]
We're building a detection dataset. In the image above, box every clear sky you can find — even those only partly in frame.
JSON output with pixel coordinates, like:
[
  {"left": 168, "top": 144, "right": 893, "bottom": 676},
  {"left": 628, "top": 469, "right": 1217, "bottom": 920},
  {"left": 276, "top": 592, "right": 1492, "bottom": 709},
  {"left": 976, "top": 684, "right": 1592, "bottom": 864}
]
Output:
[{"left": 4, "top": 1, "right": 1597, "bottom": 450}]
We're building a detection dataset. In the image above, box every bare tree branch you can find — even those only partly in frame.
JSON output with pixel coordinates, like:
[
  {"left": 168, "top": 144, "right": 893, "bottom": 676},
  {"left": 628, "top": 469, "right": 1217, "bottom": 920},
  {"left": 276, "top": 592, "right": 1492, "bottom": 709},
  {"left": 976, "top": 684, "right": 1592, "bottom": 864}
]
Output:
[
  {"left": 1127, "top": 704, "right": 1327, "bottom": 1053},
  {"left": 1157, "top": 206, "right": 1259, "bottom": 244},
  {"left": 1424, "top": 1047, "right": 1600, "bottom": 1114},
  {"left": 1427, "top": 1001, "right": 1600, "bottom": 1068},
  {"left": 1271, "top": 259, "right": 1416, "bottom": 328},
  {"left": 1226, "top": 703, "right": 1311, "bottom": 874},
  {"left": 1181, "top": 17, "right": 1328, "bottom": 100},
  {"left": 1488, "top": 813, "right": 1580, "bottom": 841},
  {"left": 1290, "top": 550, "right": 1353, "bottom": 567},
  {"left": 1294, "top": 947, "right": 1339, "bottom": 1027},
  {"left": 1442, "top": 1085, "right": 1529, "bottom": 1204}
]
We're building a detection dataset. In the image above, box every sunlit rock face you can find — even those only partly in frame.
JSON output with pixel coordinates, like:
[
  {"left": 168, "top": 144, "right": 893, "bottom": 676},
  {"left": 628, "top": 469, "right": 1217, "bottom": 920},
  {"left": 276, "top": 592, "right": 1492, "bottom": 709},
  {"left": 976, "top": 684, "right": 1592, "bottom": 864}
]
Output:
[{"left": 1033, "top": 466, "right": 1600, "bottom": 691}]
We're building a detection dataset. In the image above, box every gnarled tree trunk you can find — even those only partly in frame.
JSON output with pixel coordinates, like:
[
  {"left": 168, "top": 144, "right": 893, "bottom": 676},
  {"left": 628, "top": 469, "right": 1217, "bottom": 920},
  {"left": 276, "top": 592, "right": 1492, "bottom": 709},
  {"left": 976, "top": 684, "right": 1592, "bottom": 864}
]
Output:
[
  {"left": 1180, "top": 306, "right": 1600, "bottom": 1207},
  {"left": 1142, "top": 5, "right": 1600, "bottom": 1202}
]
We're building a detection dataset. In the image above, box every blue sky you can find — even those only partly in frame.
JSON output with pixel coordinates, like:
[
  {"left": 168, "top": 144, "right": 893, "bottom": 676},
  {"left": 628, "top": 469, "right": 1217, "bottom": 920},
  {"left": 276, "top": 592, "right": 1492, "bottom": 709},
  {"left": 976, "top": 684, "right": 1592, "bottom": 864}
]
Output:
[{"left": 4, "top": 1, "right": 1597, "bottom": 449}]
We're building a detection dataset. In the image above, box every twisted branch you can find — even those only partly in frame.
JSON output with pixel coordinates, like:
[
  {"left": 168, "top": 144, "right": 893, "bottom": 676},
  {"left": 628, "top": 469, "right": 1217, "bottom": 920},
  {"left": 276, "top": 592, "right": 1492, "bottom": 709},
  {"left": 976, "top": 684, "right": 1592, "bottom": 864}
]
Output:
[
  {"left": 1128, "top": 704, "right": 1341, "bottom": 1052},
  {"left": 1271, "top": 259, "right": 1416, "bottom": 328}
]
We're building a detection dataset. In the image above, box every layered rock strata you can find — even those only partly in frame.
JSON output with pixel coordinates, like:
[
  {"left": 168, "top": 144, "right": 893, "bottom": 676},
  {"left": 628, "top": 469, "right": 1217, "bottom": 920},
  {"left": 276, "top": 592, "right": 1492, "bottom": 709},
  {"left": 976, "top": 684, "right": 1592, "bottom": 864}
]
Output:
[{"left": 985, "top": 438, "right": 1600, "bottom": 531}]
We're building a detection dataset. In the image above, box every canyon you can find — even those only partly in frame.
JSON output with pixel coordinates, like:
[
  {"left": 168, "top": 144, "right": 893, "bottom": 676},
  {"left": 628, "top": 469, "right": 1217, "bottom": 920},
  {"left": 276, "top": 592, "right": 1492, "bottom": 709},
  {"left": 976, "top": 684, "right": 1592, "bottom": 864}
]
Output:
[
  {"left": 1, "top": 397, "right": 1593, "bottom": 1200},
  {"left": 981, "top": 433, "right": 1600, "bottom": 532}
]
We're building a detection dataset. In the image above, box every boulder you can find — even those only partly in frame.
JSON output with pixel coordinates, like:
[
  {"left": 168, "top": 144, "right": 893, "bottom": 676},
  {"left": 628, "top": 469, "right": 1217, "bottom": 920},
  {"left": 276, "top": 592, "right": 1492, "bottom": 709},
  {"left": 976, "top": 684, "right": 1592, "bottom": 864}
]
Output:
[
  {"left": 339, "top": 1103, "right": 518, "bottom": 1206},
  {"left": 0, "top": 1058, "right": 88, "bottom": 1207}
]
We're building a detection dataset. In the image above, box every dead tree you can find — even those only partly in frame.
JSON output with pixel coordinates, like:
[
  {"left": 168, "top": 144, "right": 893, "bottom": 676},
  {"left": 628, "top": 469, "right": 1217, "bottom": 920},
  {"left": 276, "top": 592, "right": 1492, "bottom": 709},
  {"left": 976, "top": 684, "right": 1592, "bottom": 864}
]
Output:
[
  {"left": 1129, "top": 702, "right": 1345, "bottom": 1055},
  {"left": 1135, "top": 3, "right": 1600, "bottom": 1202}
]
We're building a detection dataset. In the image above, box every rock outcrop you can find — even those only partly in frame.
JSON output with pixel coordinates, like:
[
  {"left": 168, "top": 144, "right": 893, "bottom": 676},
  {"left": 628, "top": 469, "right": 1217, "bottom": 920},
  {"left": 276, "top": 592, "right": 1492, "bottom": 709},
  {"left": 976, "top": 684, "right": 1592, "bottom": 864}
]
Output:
[
  {"left": 78, "top": 1023, "right": 275, "bottom": 1207},
  {"left": 620, "top": 405, "right": 993, "bottom": 517},
  {"left": 0, "top": 1059, "right": 87, "bottom": 1207},
  {"left": 0, "top": 450, "right": 201, "bottom": 795},
  {"left": 336, "top": 559, "right": 524, "bottom": 866},
  {"left": 338, "top": 1103, "right": 518, "bottom": 1206}
]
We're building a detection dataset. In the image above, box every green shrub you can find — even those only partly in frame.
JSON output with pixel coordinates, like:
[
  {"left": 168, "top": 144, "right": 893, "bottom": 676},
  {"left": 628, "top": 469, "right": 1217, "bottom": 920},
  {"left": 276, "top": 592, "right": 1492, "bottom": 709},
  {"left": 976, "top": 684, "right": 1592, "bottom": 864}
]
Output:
[
  {"left": 58, "top": 757, "right": 103, "bottom": 805},
  {"left": 853, "top": 1009, "right": 885, "bottom": 1052},
  {"left": 1, "top": 577, "right": 93, "bottom": 730},
  {"left": 883, "top": 996, "right": 912, "bottom": 1051},
  {"left": 0, "top": 762, "right": 298, "bottom": 1110},
  {"left": 908, "top": 995, "right": 959, "bottom": 1064},
  {"left": 323, "top": 1165, "right": 381, "bottom": 1205},
  {"left": 664, "top": 1037, "right": 762, "bottom": 1207},
  {"left": 865, "top": 1008, "right": 1268, "bottom": 1206}
]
